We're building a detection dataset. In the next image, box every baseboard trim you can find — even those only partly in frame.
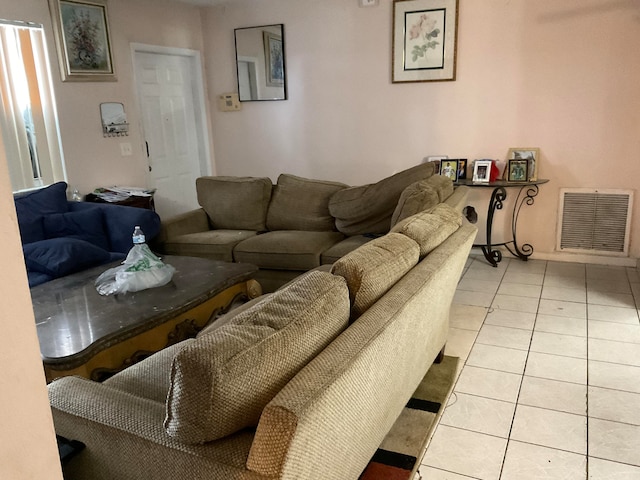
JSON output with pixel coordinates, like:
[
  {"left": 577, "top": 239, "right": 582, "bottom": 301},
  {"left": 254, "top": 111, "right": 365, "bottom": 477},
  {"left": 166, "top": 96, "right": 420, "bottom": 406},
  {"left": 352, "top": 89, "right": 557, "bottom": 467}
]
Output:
[{"left": 470, "top": 247, "right": 637, "bottom": 267}]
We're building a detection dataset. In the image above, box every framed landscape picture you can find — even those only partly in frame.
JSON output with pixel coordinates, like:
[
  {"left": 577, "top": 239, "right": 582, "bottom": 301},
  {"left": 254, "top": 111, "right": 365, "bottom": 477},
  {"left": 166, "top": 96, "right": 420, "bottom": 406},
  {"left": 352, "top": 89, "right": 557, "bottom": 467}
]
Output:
[
  {"left": 508, "top": 147, "right": 539, "bottom": 181},
  {"left": 49, "top": 0, "right": 116, "bottom": 81},
  {"left": 392, "top": 0, "right": 459, "bottom": 83}
]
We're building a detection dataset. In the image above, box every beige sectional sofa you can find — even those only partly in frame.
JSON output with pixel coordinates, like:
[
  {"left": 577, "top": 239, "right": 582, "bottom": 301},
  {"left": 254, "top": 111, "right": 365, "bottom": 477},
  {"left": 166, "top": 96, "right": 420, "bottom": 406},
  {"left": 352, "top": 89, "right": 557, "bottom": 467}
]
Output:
[
  {"left": 48, "top": 203, "right": 477, "bottom": 480},
  {"left": 155, "top": 163, "right": 470, "bottom": 292}
]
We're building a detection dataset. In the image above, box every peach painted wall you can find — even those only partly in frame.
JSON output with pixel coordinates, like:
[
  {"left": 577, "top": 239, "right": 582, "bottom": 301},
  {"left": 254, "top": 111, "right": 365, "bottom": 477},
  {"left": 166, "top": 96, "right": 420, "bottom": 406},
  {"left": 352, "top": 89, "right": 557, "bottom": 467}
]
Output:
[{"left": 203, "top": 0, "right": 640, "bottom": 260}]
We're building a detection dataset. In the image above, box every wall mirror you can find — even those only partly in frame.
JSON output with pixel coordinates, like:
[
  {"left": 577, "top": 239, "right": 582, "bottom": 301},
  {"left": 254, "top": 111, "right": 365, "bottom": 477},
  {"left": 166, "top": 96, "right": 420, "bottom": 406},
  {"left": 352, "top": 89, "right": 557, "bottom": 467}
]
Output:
[{"left": 234, "top": 24, "right": 287, "bottom": 101}]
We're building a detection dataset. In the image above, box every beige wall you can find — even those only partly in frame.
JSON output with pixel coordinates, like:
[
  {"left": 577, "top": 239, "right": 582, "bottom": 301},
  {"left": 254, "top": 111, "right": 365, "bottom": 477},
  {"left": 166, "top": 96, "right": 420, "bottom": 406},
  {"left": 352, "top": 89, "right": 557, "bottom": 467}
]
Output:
[{"left": 203, "top": 0, "right": 640, "bottom": 260}]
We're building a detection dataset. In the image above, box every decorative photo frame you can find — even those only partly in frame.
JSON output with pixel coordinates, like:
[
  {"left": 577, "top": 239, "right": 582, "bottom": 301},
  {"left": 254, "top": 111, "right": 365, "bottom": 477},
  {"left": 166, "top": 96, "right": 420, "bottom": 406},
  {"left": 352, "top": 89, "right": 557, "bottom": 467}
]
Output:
[
  {"left": 507, "top": 159, "right": 529, "bottom": 182},
  {"left": 439, "top": 159, "right": 459, "bottom": 182},
  {"left": 392, "top": 0, "right": 459, "bottom": 83},
  {"left": 263, "top": 30, "right": 284, "bottom": 87},
  {"left": 508, "top": 147, "right": 540, "bottom": 181},
  {"left": 472, "top": 160, "right": 492, "bottom": 183},
  {"left": 49, "top": 0, "right": 116, "bottom": 82}
]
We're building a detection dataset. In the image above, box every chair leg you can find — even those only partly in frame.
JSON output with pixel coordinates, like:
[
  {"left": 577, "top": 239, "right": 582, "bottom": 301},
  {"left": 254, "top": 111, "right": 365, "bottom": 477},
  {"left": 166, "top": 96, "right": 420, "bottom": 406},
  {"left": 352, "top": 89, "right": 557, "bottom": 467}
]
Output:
[{"left": 434, "top": 345, "right": 446, "bottom": 364}]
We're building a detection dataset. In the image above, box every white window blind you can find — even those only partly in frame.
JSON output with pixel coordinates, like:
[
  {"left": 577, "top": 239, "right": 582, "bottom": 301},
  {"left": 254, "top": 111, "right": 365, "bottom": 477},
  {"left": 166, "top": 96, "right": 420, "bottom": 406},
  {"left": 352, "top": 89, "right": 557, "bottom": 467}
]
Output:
[{"left": 0, "top": 21, "right": 66, "bottom": 192}]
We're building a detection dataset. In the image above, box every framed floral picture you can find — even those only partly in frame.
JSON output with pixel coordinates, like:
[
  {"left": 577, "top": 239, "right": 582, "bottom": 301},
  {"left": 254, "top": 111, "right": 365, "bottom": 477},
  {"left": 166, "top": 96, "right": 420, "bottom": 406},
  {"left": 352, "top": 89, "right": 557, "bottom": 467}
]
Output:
[
  {"left": 392, "top": 0, "right": 459, "bottom": 83},
  {"left": 508, "top": 147, "right": 540, "bottom": 181},
  {"left": 49, "top": 0, "right": 116, "bottom": 81},
  {"left": 263, "top": 29, "right": 284, "bottom": 87}
]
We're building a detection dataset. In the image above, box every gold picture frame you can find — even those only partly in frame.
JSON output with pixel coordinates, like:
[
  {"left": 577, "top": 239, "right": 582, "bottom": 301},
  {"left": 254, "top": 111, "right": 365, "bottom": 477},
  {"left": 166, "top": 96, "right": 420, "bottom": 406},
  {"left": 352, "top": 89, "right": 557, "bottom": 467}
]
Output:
[{"left": 507, "top": 147, "right": 540, "bottom": 181}]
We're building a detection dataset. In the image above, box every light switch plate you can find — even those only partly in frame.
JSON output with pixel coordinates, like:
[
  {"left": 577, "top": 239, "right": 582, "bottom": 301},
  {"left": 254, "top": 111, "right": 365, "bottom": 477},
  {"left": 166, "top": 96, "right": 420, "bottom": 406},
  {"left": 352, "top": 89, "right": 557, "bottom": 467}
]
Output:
[
  {"left": 359, "top": 0, "right": 379, "bottom": 6},
  {"left": 217, "top": 93, "right": 241, "bottom": 112}
]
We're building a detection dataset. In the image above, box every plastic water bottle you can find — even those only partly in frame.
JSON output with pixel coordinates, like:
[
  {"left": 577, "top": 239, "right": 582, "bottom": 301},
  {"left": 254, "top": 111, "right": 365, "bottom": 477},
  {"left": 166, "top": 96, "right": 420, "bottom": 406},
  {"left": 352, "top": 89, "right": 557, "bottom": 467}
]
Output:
[{"left": 132, "top": 225, "right": 146, "bottom": 245}]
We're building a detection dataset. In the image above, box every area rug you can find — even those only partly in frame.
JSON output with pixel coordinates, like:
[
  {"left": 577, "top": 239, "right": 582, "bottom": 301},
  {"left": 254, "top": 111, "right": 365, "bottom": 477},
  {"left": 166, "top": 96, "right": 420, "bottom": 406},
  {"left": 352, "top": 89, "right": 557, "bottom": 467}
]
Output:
[{"left": 359, "top": 355, "right": 459, "bottom": 480}]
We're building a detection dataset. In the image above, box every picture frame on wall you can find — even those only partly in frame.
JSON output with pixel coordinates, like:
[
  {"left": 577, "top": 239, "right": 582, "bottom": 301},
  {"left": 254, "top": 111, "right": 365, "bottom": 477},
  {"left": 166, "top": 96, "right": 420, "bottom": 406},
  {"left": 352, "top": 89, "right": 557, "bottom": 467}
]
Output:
[
  {"left": 48, "top": 0, "right": 116, "bottom": 81},
  {"left": 507, "top": 147, "right": 540, "bottom": 181},
  {"left": 263, "top": 30, "right": 284, "bottom": 87},
  {"left": 439, "top": 159, "right": 459, "bottom": 182},
  {"left": 472, "top": 160, "right": 492, "bottom": 183},
  {"left": 392, "top": 0, "right": 459, "bottom": 83},
  {"left": 507, "top": 159, "right": 529, "bottom": 182}
]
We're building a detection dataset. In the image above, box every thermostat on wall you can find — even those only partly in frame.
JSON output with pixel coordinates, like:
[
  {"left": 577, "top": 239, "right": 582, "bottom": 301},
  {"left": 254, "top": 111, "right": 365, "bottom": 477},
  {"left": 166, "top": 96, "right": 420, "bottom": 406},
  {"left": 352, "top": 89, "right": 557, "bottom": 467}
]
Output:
[{"left": 218, "top": 93, "right": 241, "bottom": 112}]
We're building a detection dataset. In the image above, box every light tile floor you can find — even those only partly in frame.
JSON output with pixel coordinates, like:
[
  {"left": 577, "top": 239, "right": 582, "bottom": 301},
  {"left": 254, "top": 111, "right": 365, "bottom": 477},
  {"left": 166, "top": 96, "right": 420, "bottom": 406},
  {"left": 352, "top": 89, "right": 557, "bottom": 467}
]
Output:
[{"left": 418, "top": 254, "right": 640, "bottom": 479}]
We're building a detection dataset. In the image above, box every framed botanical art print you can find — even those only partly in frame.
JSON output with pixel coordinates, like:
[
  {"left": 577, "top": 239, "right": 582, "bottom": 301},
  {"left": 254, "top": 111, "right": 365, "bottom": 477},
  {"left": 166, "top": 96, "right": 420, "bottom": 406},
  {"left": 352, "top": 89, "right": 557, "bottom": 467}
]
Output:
[
  {"left": 263, "top": 30, "right": 284, "bottom": 87},
  {"left": 508, "top": 147, "right": 540, "bottom": 181},
  {"left": 49, "top": 0, "right": 116, "bottom": 81},
  {"left": 392, "top": 0, "right": 459, "bottom": 83}
]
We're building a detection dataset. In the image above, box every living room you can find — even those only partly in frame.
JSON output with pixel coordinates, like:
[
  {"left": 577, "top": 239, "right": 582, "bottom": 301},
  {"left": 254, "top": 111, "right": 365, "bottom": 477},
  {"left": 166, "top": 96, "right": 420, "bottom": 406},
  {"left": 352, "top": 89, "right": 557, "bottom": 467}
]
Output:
[{"left": 2, "top": 0, "right": 640, "bottom": 478}]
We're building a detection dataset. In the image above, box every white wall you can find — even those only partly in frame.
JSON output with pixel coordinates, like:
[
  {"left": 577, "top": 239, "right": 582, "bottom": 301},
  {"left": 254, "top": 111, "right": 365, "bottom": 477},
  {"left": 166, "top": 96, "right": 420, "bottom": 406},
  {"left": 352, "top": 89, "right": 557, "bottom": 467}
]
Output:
[{"left": 203, "top": 0, "right": 640, "bottom": 260}]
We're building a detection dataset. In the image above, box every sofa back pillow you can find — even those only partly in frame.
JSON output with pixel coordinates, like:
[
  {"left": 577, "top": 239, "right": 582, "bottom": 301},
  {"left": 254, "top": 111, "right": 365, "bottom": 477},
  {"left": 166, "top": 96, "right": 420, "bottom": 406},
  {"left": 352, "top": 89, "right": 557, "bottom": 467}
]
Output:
[
  {"left": 390, "top": 179, "right": 440, "bottom": 227},
  {"left": 43, "top": 209, "right": 110, "bottom": 251},
  {"left": 23, "top": 237, "right": 111, "bottom": 278},
  {"left": 196, "top": 176, "right": 273, "bottom": 231},
  {"left": 164, "top": 270, "right": 350, "bottom": 444},
  {"left": 266, "top": 174, "right": 347, "bottom": 231},
  {"left": 391, "top": 203, "right": 462, "bottom": 257},
  {"left": 14, "top": 181, "right": 69, "bottom": 244},
  {"left": 330, "top": 232, "right": 419, "bottom": 318},
  {"left": 328, "top": 163, "right": 436, "bottom": 236},
  {"left": 426, "top": 174, "right": 454, "bottom": 202}
]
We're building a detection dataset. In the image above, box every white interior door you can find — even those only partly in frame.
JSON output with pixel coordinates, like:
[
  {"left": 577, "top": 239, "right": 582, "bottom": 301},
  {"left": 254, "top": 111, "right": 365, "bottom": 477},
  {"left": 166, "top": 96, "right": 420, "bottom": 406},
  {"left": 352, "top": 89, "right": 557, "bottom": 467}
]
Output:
[{"left": 134, "top": 49, "right": 209, "bottom": 219}]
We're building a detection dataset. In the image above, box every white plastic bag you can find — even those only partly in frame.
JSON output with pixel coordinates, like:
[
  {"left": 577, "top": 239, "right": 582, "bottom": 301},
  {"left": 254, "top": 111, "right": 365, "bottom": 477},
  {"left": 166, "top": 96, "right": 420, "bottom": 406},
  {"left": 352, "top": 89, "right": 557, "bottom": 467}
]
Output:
[{"left": 95, "top": 244, "right": 175, "bottom": 296}]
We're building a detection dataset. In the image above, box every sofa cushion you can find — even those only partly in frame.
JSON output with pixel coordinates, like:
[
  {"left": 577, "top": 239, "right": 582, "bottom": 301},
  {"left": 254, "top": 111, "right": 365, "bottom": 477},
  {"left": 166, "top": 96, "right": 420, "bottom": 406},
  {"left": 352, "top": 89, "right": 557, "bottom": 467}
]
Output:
[
  {"left": 390, "top": 179, "right": 440, "bottom": 227},
  {"left": 196, "top": 176, "right": 273, "bottom": 231},
  {"left": 391, "top": 203, "right": 462, "bottom": 256},
  {"left": 23, "top": 237, "right": 111, "bottom": 278},
  {"left": 43, "top": 209, "right": 110, "bottom": 251},
  {"left": 164, "top": 270, "right": 350, "bottom": 444},
  {"left": 426, "top": 174, "right": 454, "bottom": 202},
  {"left": 328, "top": 163, "right": 436, "bottom": 236},
  {"left": 15, "top": 182, "right": 69, "bottom": 244},
  {"left": 331, "top": 232, "right": 419, "bottom": 318},
  {"left": 320, "top": 235, "right": 376, "bottom": 264},
  {"left": 162, "top": 230, "right": 257, "bottom": 263},
  {"left": 266, "top": 174, "right": 347, "bottom": 231},
  {"left": 233, "top": 231, "right": 344, "bottom": 270}
]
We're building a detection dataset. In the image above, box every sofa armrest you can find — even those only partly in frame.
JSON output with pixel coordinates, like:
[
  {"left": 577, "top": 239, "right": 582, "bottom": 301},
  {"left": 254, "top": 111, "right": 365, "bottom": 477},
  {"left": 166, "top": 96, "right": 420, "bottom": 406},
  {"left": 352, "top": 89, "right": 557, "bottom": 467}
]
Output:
[
  {"left": 443, "top": 185, "right": 470, "bottom": 212},
  {"left": 156, "top": 208, "right": 210, "bottom": 245}
]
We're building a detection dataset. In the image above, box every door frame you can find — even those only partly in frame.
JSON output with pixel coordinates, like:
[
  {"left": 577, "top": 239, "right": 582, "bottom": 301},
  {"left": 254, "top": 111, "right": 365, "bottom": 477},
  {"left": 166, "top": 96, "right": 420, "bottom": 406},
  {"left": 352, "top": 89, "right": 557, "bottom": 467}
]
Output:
[{"left": 130, "top": 43, "right": 213, "bottom": 185}]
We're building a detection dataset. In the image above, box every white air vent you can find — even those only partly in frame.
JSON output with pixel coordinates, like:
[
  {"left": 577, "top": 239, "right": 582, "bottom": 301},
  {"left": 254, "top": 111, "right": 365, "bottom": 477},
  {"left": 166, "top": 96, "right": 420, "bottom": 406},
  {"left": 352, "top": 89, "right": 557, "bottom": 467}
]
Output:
[{"left": 557, "top": 189, "right": 633, "bottom": 256}]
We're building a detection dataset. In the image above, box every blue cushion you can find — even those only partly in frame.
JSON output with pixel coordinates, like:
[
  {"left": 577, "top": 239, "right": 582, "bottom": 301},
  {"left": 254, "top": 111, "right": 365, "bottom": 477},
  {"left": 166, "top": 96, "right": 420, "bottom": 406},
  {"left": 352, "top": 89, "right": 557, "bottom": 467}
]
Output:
[
  {"left": 43, "top": 209, "right": 110, "bottom": 251},
  {"left": 15, "top": 182, "right": 69, "bottom": 244},
  {"left": 28, "top": 271, "right": 53, "bottom": 288},
  {"left": 23, "top": 238, "right": 111, "bottom": 278}
]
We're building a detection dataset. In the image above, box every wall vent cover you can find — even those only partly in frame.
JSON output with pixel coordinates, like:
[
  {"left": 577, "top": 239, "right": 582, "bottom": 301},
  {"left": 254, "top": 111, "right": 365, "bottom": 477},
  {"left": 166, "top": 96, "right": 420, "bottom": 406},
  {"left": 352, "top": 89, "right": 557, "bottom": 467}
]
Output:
[{"left": 557, "top": 189, "right": 633, "bottom": 256}]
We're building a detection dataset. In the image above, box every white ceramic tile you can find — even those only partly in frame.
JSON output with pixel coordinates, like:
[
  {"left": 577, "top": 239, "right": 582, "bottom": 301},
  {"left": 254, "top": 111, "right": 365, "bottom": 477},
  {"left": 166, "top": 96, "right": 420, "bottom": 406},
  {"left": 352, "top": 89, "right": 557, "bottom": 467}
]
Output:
[
  {"left": 627, "top": 267, "right": 640, "bottom": 284},
  {"left": 525, "top": 351, "right": 587, "bottom": 384},
  {"left": 497, "top": 282, "right": 542, "bottom": 298},
  {"left": 501, "top": 441, "right": 586, "bottom": 480},
  {"left": 587, "top": 291, "right": 636, "bottom": 309},
  {"left": 543, "top": 274, "right": 586, "bottom": 289},
  {"left": 502, "top": 271, "right": 545, "bottom": 286},
  {"left": 538, "top": 299, "right": 587, "bottom": 319},
  {"left": 534, "top": 314, "right": 587, "bottom": 337},
  {"left": 589, "top": 418, "right": 640, "bottom": 466},
  {"left": 457, "top": 277, "right": 501, "bottom": 294},
  {"left": 588, "top": 457, "right": 640, "bottom": 479},
  {"left": 417, "top": 466, "right": 477, "bottom": 479},
  {"left": 475, "top": 324, "right": 533, "bottom": 351},
  {"left": 589, "top": 360, "right": 640, "bottom": 394},
  {"left": 449, "top": 304, "right": 488, "bottom": 331},
  {"left": 588, "top": 386, "right": 640, "bottom": 426},
  {"left": 463, "top": 267, "right": 506, "bottom": 282},
  {"left": 541, "top": 285, "right": 586, "bottom": 303},
  {"left": 445, "top": 327, "right": 478, "bottom": 361},
  {"left": 491, "top": 294, "right": 539, "bottom": 313},
  {"left": 506, "top": 259, "right": 547, "bottom": 274},
  {"left": 466, "top": 343, "right": 528, "bottom": 374},
  {"left": 420, "top": 425, "right": 507, "bottom": 480},
  {"left": 518, "top": 376, "right": 587, "bottom": 415},
  {"left": 588, "top": 320, "right": 640, "bottom": 344},
  {"left": 453, "top": 290, "right": 494, "bottom": 308},
  {"left": 587, "top": 278, "right": 632, "bottom": 294},
  {"left": 589, "top": 338, "right": 640, "bottom": 367},
  {"left": 440, "top": 392, "right": 515, "bottom": 438},
  {"left": 546, "top": 262, "right": 585, "bottom": 277},
  {"left": 587, "top": 304, "right": 639, "bottom": 324},
  {"left": 454, "top": 365, "right": 522, "bottom": 403},
  {"left": 586, "top": 264, "right": 627, "bottom": 280},
  {"left": 484, "top": 309, "right": 535, "bottom": 330},
  {"left": 530, "top": 331, "right": 587, "bottom": 359},
  {"left": 510, "top": 404, "right": 587, "bottom": 454}
]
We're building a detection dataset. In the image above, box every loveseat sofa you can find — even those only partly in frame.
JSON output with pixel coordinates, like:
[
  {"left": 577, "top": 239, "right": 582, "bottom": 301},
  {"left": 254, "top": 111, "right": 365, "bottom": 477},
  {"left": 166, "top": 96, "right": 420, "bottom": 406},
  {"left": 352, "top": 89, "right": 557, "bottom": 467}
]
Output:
[
  {"left": 48, "top": 202, "right": 477, "bottom": 480},
  {"left": 156, "top": 163, "right": 470, "bottom": 292},
  {"left": 15, "top": 182, "right": 161, "bottom": 287}
]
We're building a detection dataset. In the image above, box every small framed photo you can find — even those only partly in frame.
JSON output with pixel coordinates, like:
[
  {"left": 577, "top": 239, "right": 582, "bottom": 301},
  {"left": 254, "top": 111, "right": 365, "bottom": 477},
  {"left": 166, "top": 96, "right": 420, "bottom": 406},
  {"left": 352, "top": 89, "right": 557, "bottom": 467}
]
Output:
[
  {"left": 439, "top": 159, "right": 459, "bottom": 181},
  {"left": 507, "top": 159, "right": 529, "bottom": 182},
  {"left": 456, "top": 158, "right": 467, "bottom": 180},
  {"left": 473, "top": 160, "right": 492, "bottom": 183},
  {"left": 508, "top": 147, "right": 539, "bottom": 181}
]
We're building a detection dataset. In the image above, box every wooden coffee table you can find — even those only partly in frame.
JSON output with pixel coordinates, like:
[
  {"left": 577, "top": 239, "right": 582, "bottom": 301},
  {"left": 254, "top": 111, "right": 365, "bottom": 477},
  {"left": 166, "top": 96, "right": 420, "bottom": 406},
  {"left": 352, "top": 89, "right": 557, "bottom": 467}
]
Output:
[{"left": 33, "top": 256, "right": 260, "bottom": 382}]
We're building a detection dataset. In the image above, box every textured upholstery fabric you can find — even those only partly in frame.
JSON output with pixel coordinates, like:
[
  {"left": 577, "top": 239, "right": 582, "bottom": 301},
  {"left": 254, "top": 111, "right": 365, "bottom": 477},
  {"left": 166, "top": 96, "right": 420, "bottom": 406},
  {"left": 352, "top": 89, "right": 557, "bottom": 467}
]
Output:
[
  {"left": 331, "top": 233, "right": 419, "bottom": 318},
  {"left": 390, "top": 179, "right": 440, "bottom": 227},
  {"left": 328, "top": 163, "right": 435, "bottom": 236},
  {"left": 24, "top": 237, "right": 111, "bottom": 278},
  {"left": 164, "top": 271, "right": 350, "bottom": 444},
  {"left": 197, "top": 176, "right": 273, "bottom": 231},
  {"left": 320, "top": 235, "right": 375, "bottom": 264},
  {"left": 233, "top": 230, "right": 344, "bottom": 270},
  {"left": 425, "top": 174, "right": 454, "bottom": 202},
  {"left": 163, "top": 230, "right": 257, "bottom": 262},
  {"left": 266, "top": 174, "right": 347, "bottom": 231},
  {"left": 391, "top": 203, "right": 462, "bottom": 256},
  {"left": 44, "top": 208, "right": 110, "bottom": 251}
]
